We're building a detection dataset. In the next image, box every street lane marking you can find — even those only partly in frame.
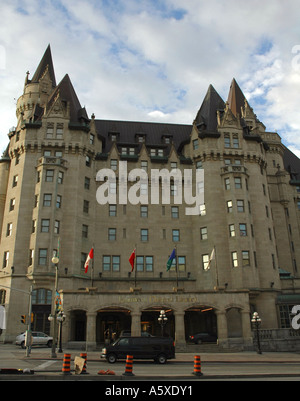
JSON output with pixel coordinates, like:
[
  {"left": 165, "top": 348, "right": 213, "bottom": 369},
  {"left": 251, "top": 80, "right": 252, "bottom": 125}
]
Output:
[{"left": 35, "top": 360, "right": 57, "bottom": 370}]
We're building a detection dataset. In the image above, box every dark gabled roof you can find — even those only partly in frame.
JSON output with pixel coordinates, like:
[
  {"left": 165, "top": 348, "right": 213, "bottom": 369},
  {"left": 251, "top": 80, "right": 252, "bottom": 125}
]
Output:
[
  {"left": 30, "top": 44, "right": 56, "bottom": 87},
  {"left": 47, "top": 74, "right": 89, "bottom": 122},
  {"left": 194, "top": 84, "right": 225, "bottom": 132},
  {"left": 94, "top": 119, "right": 192, "bottom": 154}
]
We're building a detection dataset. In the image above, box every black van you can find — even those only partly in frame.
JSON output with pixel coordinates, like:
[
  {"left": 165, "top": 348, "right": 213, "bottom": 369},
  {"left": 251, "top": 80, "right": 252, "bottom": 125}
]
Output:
[{"left": 101, "top": 336, "right": 175, "bottom": 364}]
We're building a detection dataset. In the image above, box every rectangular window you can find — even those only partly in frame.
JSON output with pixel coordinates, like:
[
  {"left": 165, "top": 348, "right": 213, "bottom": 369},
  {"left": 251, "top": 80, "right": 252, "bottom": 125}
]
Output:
[
  {"left": 38, "top": 249, "right": 47, "bottom": 265},
  {"left": 231, "top": 251, "right": 238, "bottom": 267},
  {"left": 200, "top": 227, "right": 207, "bottom": 240},
  {"left": 43, "top": 194, "right": 52, "bottom": 207},
  {"left": 89, "top": 133, "right": 95, "bottom": 145},
  {"left": 234, "top": 177, "right": 242, "bottom": 189},
  {"left": 140, "top": 205, "right": 148, "bottom": 217},
  {"left": 82, "top": 224, "right": 88, "bottom": 238},
  {"left": 108, "top": 228, "right": 116, "bottom": 241},
  {"left": 242, "top": 251, "right": 250, "bottom": 266},
  {"left": 56, "top": 195, "right": 62, "bottom": 209},
  {"left": 54, "top": 220, "right": 60, "bottom": 234},
  {"left": 145, "top": 256, "right": 153, "bottom": 272},
  {"left": 237, "top": 200, "right": 244, "bottom": 212},
  {"left": 178, "top": 256, "right": 186, "bottom": 272},
  {"left": 58, "top": 171, "right": 64, "bottom": 184},
  {"left": 109, "top": 205, "right": 117, "bottom": 216},
  {"left": 103, "top": 256, "right": 111, "bottom": 271},
  {"left": 141, "top": 229, "right": 148, "bottom": 242},
  {"left": 199, "top": 204, "right": 206, "bottom": 216},
  {"left": 227, "top": 200, "right": 233, "bottom": 213},
  {"left": 112, "top": 256, "right": 120, "bottom": 271},
  {"left": 86, "top": 155, "right": 91, "bottom": 167},
  {"left": 172, "top": 229, "right": 180, "bottom": 242},
  {"left": 41, "top": 219, "right": 50, "bottom": 233},
  {"left": 141, "top": 160, "right": 148, "bottom": 172},
  {"left": 202, "top": 254, "right": 209, "bottom": 270},
  {"left": 110, "top": 159, "right": 117, "bottom": 171},
  {"left": 233, "top": 134, "right": 239, "bottom": 148},
  {"left": 229, "top": 224, "right": 236, "bottom": 237},
  {"left": 83, "top": 200, "right": 89, "bottom": 214},
  {"left": 3, "top": 251, "right": 9, "bottom": 268},
  {"left": 6, "top": 223, "right": 12, "bottom": 237},
  {"left": 171, "top": 206, "right": 179, "bottom": 218},
  {"left": 136, "top": 256, "right": 144, "bottom": 272},
  {"left": 84, "top": 177, "right": 90, "bottom": 190},
  {"left": 46, "top": 124, "right": 54, "bottom": 139},
  {"left": 224, "top": 134, "right": 230, "bottom": 148},
  {"left": 225, "top": 178, "right": 230, "bottom": 190},
  {"left": 9, "top": 198, "right": 15, "bottom": 211},
  {"left": 45, "top": 169, "right": 54, "bottom": 182},
  {"left": 193, "top": 139, "right": 199, "bottom": 150},
  {"left": 12, "top": 175, "right": 18, "bottom": 187},
  {"left": 239, "top": 223, "right": 247, "bottom": 236},
  {"left": 56, "top": 124, "right": 64, "bottom": 139}
]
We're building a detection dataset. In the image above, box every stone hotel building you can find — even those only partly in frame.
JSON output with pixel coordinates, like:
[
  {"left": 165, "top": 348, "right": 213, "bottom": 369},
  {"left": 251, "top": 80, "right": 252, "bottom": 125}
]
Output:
[{"left": 0, "top": 45, "right": 300, "bottom": 350}]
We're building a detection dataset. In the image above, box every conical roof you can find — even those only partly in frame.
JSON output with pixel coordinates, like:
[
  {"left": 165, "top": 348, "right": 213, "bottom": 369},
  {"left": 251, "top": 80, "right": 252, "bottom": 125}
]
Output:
[
  {"left": 227, "top": 78, "right": 246, "bottom": 118},
  {"left": 47, "top": 74, "right": 88, "bottom": 122},
  {"left": 31, "top": 44, "right": 56, "bottom": 87},
  {"left": 194, "top": 84, "right": 225, "bottom": 132}
]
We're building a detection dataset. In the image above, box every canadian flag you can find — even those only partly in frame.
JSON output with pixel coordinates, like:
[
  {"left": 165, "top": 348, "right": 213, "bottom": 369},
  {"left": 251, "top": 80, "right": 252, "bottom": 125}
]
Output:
[
  {"left": 129, "top": 249, "right": 136, "bottom": 272},
  {"left": 84, "top": 247, "right": 94, "bottom": 273}
]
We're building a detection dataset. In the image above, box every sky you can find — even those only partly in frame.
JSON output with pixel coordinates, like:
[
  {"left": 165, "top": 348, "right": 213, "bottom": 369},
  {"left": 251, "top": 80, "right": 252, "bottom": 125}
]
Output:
[{"left": 1, "top": 0, "right": 300, "bottom": 157}]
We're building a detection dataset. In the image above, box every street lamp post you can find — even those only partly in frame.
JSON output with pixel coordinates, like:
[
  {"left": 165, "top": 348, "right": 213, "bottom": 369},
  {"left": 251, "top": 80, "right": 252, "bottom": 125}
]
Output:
[
  {"left": 50, "top": 256, "right": 59, "bottom": 358},
  {"left": 158, "top": 310, "right": 168, "bottom": 337},
  {"left": 251, "top": 311, "right": 262, "bottom": 354},
  {"left": 57, "top": 310, "right": 66, "bottom": 353}
]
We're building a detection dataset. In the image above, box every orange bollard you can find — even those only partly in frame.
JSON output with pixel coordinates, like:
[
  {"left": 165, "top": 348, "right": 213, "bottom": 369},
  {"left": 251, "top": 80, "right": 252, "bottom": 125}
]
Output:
[
  {"left": 122, "top": 355, "right": 134, "bottom": 376},
  {"left": 192, "top": 355, "right": 203, "bottom": 376},
  {"left": 62, "top": 354, "right": 72, "bottom": 375},
  {"left": 80, "top": 353, "right": 88, "bottom": 374}
]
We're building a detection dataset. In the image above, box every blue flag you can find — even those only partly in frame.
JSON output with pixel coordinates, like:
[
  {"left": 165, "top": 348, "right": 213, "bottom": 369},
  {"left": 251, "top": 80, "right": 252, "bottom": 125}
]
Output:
[{"left": 166, "top": 248, "right": 176, "bottom": 271}]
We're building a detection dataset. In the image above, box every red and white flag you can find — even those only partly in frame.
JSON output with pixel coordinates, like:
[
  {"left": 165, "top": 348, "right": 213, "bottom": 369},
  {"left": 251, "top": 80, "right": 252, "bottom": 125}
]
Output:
[
  {"left": 129, "top": 249, "right": 136, "bottom": 272},
  {"left": 84, "top": 247, "right": 94, "bottom": 273}
]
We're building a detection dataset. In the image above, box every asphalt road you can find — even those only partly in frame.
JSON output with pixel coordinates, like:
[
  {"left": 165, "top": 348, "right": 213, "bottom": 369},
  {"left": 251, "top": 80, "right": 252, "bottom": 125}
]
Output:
[{"left": 1, "top": 344, "right": 300, "bottom": 381}]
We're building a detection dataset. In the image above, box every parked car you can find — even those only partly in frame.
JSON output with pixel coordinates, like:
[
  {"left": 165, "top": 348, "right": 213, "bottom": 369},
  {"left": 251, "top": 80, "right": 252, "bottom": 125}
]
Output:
[
  {"left": 101, "top": 336, "right": 175, "bottom": 364},
  {"left": 16, "top": 331, "right": 53, "bottom": 348},
  {"left": 189, "top": 332, "right": 217, "bottom": 344}
]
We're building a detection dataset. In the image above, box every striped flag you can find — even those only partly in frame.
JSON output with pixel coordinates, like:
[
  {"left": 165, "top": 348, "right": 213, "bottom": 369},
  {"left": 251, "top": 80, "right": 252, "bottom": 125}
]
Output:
[
  {"left": 205, "top": 247, "right": 215, "bottom": 271},
  {"left": 166, "top": 248, "right": 176, "bottom": 271}
]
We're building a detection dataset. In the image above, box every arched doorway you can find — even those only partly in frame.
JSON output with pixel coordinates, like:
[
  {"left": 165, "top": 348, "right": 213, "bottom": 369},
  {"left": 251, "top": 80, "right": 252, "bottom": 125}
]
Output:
[
  {"left": 96, "top": 307, "right": 131, "bottom": 344},
  {"left": 184, "top": 306, "right": 217, "bottom": 342},
  {"left": 141, "top": 306, "right": 175, "bottom": 338}
]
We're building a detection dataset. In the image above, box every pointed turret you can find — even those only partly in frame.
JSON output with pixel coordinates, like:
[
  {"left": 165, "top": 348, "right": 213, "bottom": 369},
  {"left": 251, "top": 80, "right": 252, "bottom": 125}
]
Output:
[
  {"left": 194, "top": 84, "right": 225, "bottom": 132},
  {"left": 46, "top": 74, "right": 89, "bottom": 123},
  {"left": 227, "top": 78, "right": 246, "bottom": 118},
  {"left": 30, "top": 44, "right": 56, "bottom": 87}
]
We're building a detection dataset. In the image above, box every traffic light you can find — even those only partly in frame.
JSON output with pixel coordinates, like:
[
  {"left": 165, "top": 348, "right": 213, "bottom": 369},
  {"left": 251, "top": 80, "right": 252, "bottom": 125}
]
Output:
[
  {"left": 21, "top": 315, "right": 26, "bottom": 324},
  {"left": 31, "top": 313, "right": 34, "bottom": 323}
]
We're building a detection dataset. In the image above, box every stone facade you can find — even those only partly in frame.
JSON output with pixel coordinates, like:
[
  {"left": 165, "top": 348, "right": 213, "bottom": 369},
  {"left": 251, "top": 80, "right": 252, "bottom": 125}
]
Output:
[{"left": 0, "top": 46, "right": 300, "bottom": 350}]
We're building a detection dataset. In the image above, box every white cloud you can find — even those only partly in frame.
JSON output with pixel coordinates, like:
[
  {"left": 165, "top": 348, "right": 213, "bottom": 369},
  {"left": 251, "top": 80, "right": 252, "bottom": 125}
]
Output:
[{"left": 0, "top": 0, "right": 300, "bottom": 158}]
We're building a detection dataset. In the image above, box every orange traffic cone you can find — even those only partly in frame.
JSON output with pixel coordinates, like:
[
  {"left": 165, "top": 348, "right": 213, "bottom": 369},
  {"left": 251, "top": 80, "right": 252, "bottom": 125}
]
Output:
[
  {"left": 192, "top": 355, "right": 203, "bottom": 376},
  {"left": 62, "top": 354, "right": 72, "bottom": 375},
  {"left": 122, "top": 355, "right": 134, "bottom": 376},
  {"left": 79, "top": 353, "right": 88, "bottom": 374}
]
